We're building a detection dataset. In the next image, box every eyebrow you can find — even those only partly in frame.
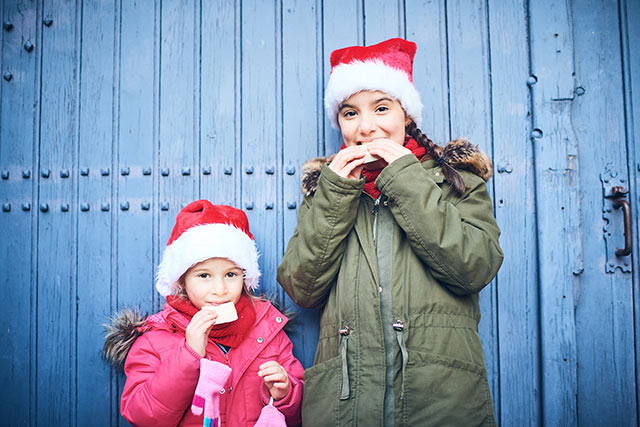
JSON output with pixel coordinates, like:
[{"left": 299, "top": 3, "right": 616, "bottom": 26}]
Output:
[{"left": 339, "top": 97, "right": 394, "bottom": 111}]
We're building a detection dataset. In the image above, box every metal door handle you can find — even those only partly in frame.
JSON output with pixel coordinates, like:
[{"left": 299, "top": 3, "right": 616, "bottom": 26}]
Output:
[{"left": 612, "top": 199, "right": 632, "bottom": 256}]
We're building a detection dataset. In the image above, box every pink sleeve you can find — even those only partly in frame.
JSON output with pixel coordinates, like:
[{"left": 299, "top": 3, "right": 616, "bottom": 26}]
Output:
[
  {"left": 121, "top": 332, "right": 202, "bottom": 426},
  {"left": 260, "top": 330, "right": 304, "bottom": 427}
]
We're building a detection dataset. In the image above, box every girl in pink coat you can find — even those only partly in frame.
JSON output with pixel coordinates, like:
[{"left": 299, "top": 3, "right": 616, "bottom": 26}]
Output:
[{"left": 104, "top": 200, "right": 303, "bottom": 427}]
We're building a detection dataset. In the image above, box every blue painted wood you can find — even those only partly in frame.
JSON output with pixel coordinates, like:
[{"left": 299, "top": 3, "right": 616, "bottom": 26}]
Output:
[
  {"left": 487, "top": 1, "right": 541, "bottom": 425},
  {"left": 201, "top": 0, "right": 238, "bottom": 206},
  {"left": 445, "top": 1, "right": 501, "bottom": 417},
  {"left": 621, "top": 0, "right": 640, "bottom": 420},
  {"left": 406, "top": 0, "right": 450, "bottom": 144},
  {"left": 37, "top": 0, "right": 78, "bottom": 424},
  {"left": 0, "top": 1, "right": 37, "bottom": 425},
  {"left": 76, "top": 1, "right": 116, "bottom": 424},
  {"left": 529, "top": 0, "right": 581, "bottom": 424},
  {"left": 572, "top": 0, "right": 636, "bottom": 424},
  {"left": 280, "top": 0, "right": 323, "bottom": 368},
  {"left": 116, "top": 2, "right": 158, "bottom": 425},
  {"left": 363, "top": 0, "right": 403, "bottom": 45},
  {"left": 241, "top": 1, "right": 279, "bottom": 301},
  {"left": 158, "top": 0, "right": 198, "bottom": 312}
]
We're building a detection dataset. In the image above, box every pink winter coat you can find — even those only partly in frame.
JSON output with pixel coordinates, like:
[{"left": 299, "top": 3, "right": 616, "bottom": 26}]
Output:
[{"left": 121, "top": 299, "right": 304, "bottom": 426}]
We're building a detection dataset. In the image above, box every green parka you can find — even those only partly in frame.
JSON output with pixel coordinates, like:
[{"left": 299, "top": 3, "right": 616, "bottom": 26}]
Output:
[{"left": 277, "top": 141, "right": 503, "bottom": 427}]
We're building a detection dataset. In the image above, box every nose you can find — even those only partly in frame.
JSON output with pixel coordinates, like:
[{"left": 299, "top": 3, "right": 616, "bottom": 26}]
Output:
[
  {"left": 209, "top": 276, "right": 228, "bottom": 295},
  {"left": 358, "top": 112, "right": 376, "bottom": 134}
]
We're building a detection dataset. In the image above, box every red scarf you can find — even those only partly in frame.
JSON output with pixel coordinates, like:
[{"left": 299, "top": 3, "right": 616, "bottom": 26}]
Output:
[
  {"left": 339, "top": 137, "right": 427, "bottom": 199},
  {"left": 166, "top": 294, "right": 256, "bottom": 348}
]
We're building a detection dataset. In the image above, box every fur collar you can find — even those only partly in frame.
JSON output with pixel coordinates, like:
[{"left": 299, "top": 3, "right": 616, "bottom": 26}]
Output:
[{"left": 301, "top": 138, "right": 493, "bottom": 196}]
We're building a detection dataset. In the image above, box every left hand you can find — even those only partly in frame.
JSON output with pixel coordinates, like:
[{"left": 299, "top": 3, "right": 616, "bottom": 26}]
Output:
[
  {"left": 365, "top": 138, "right": 412, "bottom": 166},
  {"left": 258, "top": 361, "right": 290, "bottom": 401}
]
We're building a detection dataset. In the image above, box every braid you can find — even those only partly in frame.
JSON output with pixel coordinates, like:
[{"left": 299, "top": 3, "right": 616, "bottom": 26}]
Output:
[{"left": 405, "top": 121, "right": 466, "bottom": 195}]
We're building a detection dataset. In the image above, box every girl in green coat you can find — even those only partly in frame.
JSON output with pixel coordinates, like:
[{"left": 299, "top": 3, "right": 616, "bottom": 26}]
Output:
[{"left": 277, "top": 38, "right": 503, "bottom": 427}]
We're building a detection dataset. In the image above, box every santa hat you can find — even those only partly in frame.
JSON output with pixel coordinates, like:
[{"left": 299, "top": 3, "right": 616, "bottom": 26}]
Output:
[
  {"left": 324, "top": 37, "right": 423, "bottom": 129},
  {"left": 156, "top": 200, "right": 260, "bottom": 297}
]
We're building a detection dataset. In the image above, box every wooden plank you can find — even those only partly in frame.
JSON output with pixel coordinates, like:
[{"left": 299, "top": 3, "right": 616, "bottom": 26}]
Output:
[
  {"left": 621, "top": 0, "right": 640, "bottom": 421},
  {"left": 363, "top": 0, "right": 403, "bottom": 45},
  {"left": 281, "top": 0, "right": 322, "bottom": 368},
  {"left": 37, "top": 0, "right": 78, "bottom": 423},
  {"left": 241, "top": 0, "right": 279, "bottom": 298},
  {"left": 445, "top": 0, "right": 500, "bottom": 417},
  {"left": 200, "top": 0, "right": 237, "bottom": 206},
  {"left": 322, "top": 0, "right": 361, "bottom": 154},
  {"left": 76, "top": 1, "right": 115, "bottom": 424},
  {"left": 116, "top": 2, "right": 159, "bottom": 424},
  {"left": 0, "top": 1, "right": 37, "bottom": 424},
  {"left": 529, "top": 0, "right": 581, "bottom": 424},
  {"left": 571, "top": 0, "right": 636, "bottom": 424},
  {"left": 158, "top": 0, "right": 198, "bottom": 310},
  {"left": 487, "top": 0, "right": 540, "bottom": 425},
  {"left": 405, "top": 0, "right": 450, "bottom": 143}
]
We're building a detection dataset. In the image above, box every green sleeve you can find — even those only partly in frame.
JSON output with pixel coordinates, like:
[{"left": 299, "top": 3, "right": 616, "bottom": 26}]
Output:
[
  {"left": 277, "top": 165, "right": 363, "bottom": 309},
  {"left": 376, "top": 154, "right": 503, "bottom": 295}
]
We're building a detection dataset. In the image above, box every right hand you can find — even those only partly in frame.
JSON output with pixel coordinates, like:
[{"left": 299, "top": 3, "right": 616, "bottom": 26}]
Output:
[
  {"left": 328, "top": 145, "right": 367, "bottom": 179},
  {"left": 185, "top": 309, "right": 218, "bottom": 357}
]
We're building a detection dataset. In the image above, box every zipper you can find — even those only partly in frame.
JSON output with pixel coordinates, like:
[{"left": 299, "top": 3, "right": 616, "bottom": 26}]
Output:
[{"left": 372, "top": 195, "right": 382, "bottom": 246}]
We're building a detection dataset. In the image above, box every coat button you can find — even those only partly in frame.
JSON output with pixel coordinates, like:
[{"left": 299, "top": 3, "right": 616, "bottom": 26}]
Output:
[
  {"left": 275, "top": 316, "right": 283, "bottom": 323},
  {"left": 256, "top": 337, "right": 264, "bottom": 343},
  {"left": 219, "top": 388, "right": 225, "bottom": 394}
]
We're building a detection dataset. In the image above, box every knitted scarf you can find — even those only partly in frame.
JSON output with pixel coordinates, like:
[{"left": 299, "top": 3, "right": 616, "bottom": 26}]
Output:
[
  {"left": 166, "top": 295, "right": 256, "bottom": 348},
  {"left": 339, "top": 137, "right": 426, "bottom": 199}
]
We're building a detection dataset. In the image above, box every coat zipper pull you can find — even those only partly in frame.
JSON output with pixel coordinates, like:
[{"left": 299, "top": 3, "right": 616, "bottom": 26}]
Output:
[{"left": 372, "top": 196, "right": 381, "bottom": 215}]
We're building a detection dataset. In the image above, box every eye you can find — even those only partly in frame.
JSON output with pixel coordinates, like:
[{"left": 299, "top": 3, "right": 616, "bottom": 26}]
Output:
[
  {"left": 376, "top": 105, "right": 389, "bottom": 113},
  {"left": 342, "top": 110, "right": 357, "bottom": 118},
  {"left": 198, "top": 272, "right": 210, "bottom": 279},
  {"left": 225, "top": 271, "right": 238, "bottom": 278}
]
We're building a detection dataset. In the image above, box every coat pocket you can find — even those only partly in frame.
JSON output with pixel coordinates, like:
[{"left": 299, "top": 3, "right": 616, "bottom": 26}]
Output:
[
  {"left": 302, "top": 355, "right": 355, "bottom": 427},
  {"left": 401, "top": 350, "right": 496, "bottom": 427}
]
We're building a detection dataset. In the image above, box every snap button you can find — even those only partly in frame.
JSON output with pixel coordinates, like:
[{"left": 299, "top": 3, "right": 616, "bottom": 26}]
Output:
[
  {"left": 219, "top": 388, "right": 225, "bottom": 394},
  {"left": 434, "top": 172, "right": 440, "bottom": 176},
  {"left": 229, "top": 386, "right": 232, "bottom": 392},
  {"left": 275, "top": 316, "right": 283, "bottom": 323},
  {"left": 257, "top": 337, "right": 264, "bottom": 343}
]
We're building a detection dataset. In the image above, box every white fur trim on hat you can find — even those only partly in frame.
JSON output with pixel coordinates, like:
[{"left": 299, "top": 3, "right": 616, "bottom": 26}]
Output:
[
  {"left": 324, "top": 61, "right": 423, "bottom": 129},
  {"left": 155, "top": 223, "right": 260, "bottom": 297}
]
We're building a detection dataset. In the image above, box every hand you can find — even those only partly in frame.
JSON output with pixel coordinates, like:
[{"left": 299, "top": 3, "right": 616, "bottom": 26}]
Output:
[
  {"left": 328, "top": 145, "right": 367, "bottom": 179},
  {"left": 258, "top": 361, "right": 290, "bottom": 401},
  {"left": 186, "top": 309, "right": 218, "bottom": 357},
  {"left": 364, "top": 138, "right": 411, "bottom": 166}
]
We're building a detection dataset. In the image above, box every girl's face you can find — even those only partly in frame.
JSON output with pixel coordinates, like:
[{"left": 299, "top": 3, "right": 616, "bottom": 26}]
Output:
[
  {"left": 183, "top": 257, "right": 245, "bottom": 309},
  {"left": 337, "top": 90, "right": 409, "bottom": 147}
]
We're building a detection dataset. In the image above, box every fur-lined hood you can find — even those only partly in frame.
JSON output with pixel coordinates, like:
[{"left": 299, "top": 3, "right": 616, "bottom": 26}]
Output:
[
  {"left": 102, "top": 308, "right": 149, "bottom": 369},
  {"left": 301, "top": 138, "right": 492, "bottom": 196}
]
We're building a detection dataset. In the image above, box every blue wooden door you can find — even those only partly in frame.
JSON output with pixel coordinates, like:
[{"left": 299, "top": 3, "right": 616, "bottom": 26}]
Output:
[{"left": 1, "top": 0, "right": 638, "bottom": 426}]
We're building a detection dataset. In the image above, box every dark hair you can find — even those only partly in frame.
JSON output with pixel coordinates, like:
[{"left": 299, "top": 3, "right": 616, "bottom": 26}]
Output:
[{"left": 405, "top": 120, "right": 466, "bottom": 195}]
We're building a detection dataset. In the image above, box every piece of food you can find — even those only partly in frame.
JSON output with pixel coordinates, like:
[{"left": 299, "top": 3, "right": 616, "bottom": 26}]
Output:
[
  {"left": 363, "top": 151, "right": 380, "bottom": 164},
  {"left": 202, "top": 302, "right": 238, "bottom": 324}
]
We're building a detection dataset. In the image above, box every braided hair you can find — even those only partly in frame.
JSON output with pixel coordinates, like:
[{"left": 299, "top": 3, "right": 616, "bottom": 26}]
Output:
[{"left": 405, "top": 120, "right": 466, "bottom": 195}]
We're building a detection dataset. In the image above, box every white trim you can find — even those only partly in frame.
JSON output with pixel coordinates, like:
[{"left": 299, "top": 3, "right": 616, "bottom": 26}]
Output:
[
  {"left": 155, "top": 223, "right": 260, "bottom": 296},
  {"left": 324, "top": 60, "right": 423, "bottom": 129}
]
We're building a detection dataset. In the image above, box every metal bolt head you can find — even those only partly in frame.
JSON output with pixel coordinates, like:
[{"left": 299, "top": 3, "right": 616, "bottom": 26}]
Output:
[
  {"left": 265, "top": 166, "right": 275, "bottom": 175},
  {"left": 60, "top": 169, "right": 70, "bottom": 178},
  {"left": 3, "top": 20, "right": 13, "bottom": 31},
  {"left": 24, "top": 40, "right": 34, "bottom": 52},
  {"left": 265, "top": 202, "right": 274, "bottom": 210},
  {"left": 60, "top": 203, "right": 69, "bottom": 212},
  {"left": 160, "top": 202, "right": 169, "bottom": 211},
  {"left": 223, "top": 167, "right": 233, "bottom": 175},
  {"left": 574, "top": 86, "right": 585, "bottom": 96},
  {"left": 101, "top": 168, "right": 110, "bottom": 176},
  {"left": 245, "top": 202, "right": 254, "bottom": 210},
  {"left": 80, "top": 203, "right": 90, "bottom": 211},
  {"left": 40, "top": 203, "right": 49, "bottom": 212},
  {"left": 22, "top": 170, "right": 31, "bottom": 179},
  {"left": 101, "top": 203, "right": 110, "bottom": 211},
  {"left": 121, "top": 167, "right": 130, "bottom": 176},
  {"left": 3, "top": 71, "right": 13, "bottom": 82},
  {"left": 245, "top": 166, "right": 254, "bottom": 175},
  {"left": 181, "top": 167, "right": 191, "bottom": 176},
  {"left": 1, "top": 170, "right": 9, "bottom": 179},
  {"left": 287, "top": 201, "right": 297, "bottom": 209},
  {"left": 41, "top": 169, "right": 51, "bottom": 178},
  {"left": 43, "top": 17, "right": 53, "bottom": 27},
  {"left": 161, "top": 168, "right": 170, "bottom": 176},
  {"left": 531, "top": 129, "right": 543, "bottom": 139},
  {"left": 120, "top": 201, "right": 129, "bottom": 211},
  {"left": 286, "top": 166, "right": 296, "bottom": 175},
  {"left": 141, "top": 202, "right": 150, "bottom": 210},
  {"left": 142, "top": 167, "right": 152, "bottom": 175},
  {"left": 202, "top": 167, "right": 211, "bottom": 175},
  {"left": 2, "top": 203, "right": 11, "bottom": 212},
  {"left": 527, "top": 75, "right": 538, "bottom": 86},
  {"left": 22, "top": 202, "right": 31, "bottom": 211},
  {"left": 80, "top": 168, "right": 89, "bottom": 176}
]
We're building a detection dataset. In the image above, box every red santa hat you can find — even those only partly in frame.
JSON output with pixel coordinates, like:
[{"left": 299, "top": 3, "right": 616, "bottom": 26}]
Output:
[
  {"left": 156, "top": 200, "right": 260, "bottom": 297},
  {"left": 324, "top": 37, "right": 423, "bottom": 129}
]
